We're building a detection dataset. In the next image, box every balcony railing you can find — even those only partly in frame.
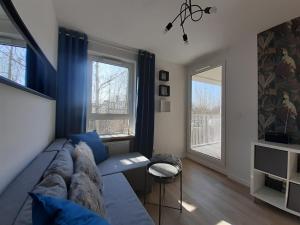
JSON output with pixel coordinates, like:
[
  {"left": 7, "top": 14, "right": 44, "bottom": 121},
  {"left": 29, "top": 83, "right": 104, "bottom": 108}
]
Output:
[
  {"left": 91, "top": 101, "right": 128, "bottom": 114},
  {"left": 191, "top": 113, "right": 221, "bottom": 147}
]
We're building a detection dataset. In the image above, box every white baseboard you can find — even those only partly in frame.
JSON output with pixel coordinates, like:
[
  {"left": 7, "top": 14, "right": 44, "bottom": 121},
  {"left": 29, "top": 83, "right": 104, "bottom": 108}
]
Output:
[
  {"left": 186, "top": 153, "right": 250, "bottom": 187},
  {"left": 186, "top": 153, "right": 227, "bottom": 175},
  {"left": 226, "top": 172, "right": 250, "bottom": 187}
]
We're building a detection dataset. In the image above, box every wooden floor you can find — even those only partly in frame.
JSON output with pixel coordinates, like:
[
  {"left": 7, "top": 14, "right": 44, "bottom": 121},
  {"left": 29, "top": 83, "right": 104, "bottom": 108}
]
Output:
[{"left": 144, "top": 159, "right": 300, "bottom": 225}]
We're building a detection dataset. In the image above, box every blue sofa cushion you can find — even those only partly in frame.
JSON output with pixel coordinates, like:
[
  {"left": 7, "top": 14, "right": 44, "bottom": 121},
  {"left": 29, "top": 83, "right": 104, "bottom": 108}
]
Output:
[
  {"left": 102, "top": 173, "right": 154, "bottom": 225},
  {"left": 97, "top": 152, "right": 149, "bottom": 176},
  {"left": 30, "top": 193, "right": 110, "bottom": 225},
  {"left": 69, "top": 131, "right": 108, "bottom": 164}
]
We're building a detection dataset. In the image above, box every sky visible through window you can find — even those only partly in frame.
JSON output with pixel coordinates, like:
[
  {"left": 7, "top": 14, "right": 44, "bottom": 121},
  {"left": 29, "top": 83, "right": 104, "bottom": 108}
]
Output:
[
  {"left": 0, "top": 44, "right": 26, "bottom": 85},
  {"left": 192, "top": 81, "right": 221, "bottom": 113}
]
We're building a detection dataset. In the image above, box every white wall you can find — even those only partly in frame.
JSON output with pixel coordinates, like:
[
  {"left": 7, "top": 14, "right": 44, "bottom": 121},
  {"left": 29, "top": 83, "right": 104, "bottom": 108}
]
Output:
[
  {"left": 0, "top": 84, "right": 56, "bottom": 193},
  {"left": 12, "top": 0, "right": 58, "bottom": 69},
  {"left": 226, "top": 36, "right": 257, "bottom": 185},
  {"left": 154, "top": 59, "right": 186, "bottom": 158},
  {"left": 187, "top": 35, "right": 258, "bottom": 186}
]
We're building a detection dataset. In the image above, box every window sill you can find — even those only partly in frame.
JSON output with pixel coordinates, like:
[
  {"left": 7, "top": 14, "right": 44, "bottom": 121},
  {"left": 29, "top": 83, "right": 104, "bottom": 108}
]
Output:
[{"left": 100, "top": 134, "right": 135, "bottom": 143}]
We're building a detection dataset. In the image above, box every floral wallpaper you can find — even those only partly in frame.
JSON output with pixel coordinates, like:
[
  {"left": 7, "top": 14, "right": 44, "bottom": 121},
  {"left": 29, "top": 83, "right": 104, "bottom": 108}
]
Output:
[{"left": 258, "top": 17, "right": 300, "bottom": 143}]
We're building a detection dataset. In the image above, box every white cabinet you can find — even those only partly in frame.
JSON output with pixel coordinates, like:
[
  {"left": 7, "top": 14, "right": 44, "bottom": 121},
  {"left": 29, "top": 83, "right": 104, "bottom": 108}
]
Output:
[{"left": 251, "top": 141, "right": 300, "bottom": 216}]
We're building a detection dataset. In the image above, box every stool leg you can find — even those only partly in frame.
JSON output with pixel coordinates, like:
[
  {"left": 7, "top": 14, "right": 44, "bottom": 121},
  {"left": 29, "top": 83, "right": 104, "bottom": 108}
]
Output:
[
  {"left": 159, "top": 182, "right": 162, "bottom": 225},
  {"left": 180, "top": 172, "right": 183, "bottom": 213},
  {"left": 163, "top": 183, "right": 166, "bottom": 202}
]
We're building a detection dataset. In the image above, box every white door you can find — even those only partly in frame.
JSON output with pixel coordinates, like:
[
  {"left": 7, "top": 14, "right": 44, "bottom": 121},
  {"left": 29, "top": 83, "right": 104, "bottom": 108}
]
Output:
[{"left": 187, "top": 65, "right": 225, "bottom": 169}]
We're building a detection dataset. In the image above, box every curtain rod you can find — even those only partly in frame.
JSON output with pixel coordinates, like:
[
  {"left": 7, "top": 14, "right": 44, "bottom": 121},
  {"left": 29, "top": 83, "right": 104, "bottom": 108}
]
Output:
[{"left": 88, "top": 38, "right": 138, "bottom": 55}]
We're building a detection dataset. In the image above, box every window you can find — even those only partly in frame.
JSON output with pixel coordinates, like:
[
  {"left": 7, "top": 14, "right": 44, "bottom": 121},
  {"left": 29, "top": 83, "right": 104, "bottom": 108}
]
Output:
[
  {"left": 87, "top": 56, "right": 135, "bottom": 136},
  {"left": 0, "top": 43, "right": 26, "bottom": 85}
]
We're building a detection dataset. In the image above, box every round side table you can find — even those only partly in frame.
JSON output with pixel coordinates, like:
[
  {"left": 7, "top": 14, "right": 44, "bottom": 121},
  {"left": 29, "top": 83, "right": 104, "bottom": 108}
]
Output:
[{"left": 144, "top": 162, "right": 182, "bottom": 225}]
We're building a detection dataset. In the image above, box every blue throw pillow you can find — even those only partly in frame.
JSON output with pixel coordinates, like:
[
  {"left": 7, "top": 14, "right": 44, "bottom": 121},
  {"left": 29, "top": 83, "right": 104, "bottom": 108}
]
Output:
[
  {"left": 69, "top": 131, "right": 108, "bottom": 164},
  {"left": 30, "top": 193, "right": 110, "bottom": 225}
]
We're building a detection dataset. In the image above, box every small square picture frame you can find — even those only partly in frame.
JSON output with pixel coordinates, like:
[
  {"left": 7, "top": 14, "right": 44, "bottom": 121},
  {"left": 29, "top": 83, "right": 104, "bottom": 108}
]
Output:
[
  {"left": 159, "top": 85, "right": 170, "bottom": 97},
  {"left": 160, "top": 99, "right": 171, "bottom": 112},
  {"left": 159, "top": 70, "right": 169, "bottom": 81}
]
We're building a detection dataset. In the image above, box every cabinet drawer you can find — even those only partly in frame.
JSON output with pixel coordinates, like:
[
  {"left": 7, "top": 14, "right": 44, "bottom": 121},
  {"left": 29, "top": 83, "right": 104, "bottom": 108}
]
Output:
[
  {"left": 287, "top": 182, "right": 300, "bottom": 213},
  {"left": 254, "top": 145, "right": 288, "bottom": 178}
]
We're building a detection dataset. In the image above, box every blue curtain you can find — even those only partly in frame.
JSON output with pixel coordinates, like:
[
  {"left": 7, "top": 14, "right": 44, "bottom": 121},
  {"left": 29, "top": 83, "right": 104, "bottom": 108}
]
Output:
[
  {"left": 26, "top": 45, "right": 56, "bottom": 98},
  {"left": 56, "top": 27, "right": 88, "bottom": 138},
  {"left": 134, "top": 50, "right": 155, "bottom": 159}
]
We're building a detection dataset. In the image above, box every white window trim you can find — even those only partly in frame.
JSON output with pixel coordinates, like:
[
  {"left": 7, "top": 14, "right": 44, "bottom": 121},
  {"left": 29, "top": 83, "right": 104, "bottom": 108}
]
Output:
[{"left": 87, "top": 54, "right": 136, "bottom": 135}]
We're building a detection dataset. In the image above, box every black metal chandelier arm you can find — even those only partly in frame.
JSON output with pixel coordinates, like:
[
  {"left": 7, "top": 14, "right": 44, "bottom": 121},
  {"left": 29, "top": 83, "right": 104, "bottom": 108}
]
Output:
[
  {"left": 180, "top": 8, "right": 204, "bottom": 26},
  {"left": 180, "top": 23, "right": 186, "bottom": 35},
  {"left": 190, "top": 5, "right": 203, "bottom": 22},
  {"left": 179, "top": 3, "right": 188, "bottom": 44},
  {"left": 170, "top": 2, "right": 190, "bottom": 24},
  {"left": 163, "top": 0, "right": 216, "bottom": 44},
  {"left": 179, "top": 2, "right": 188, "bottom": 29},
  {"left": 183, "top": 2, "right": 188, "bottom": 23},
  {"left": 176, "top": 5, "right": 204, "bottom": 27}
]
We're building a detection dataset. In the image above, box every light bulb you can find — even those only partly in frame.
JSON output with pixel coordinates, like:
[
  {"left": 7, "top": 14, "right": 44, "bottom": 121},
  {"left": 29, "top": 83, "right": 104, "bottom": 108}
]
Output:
[
  {"left": 210, "top": 6, "right": 217, "bottom": 14},
  {"left": 183, "top": 33, "right": 189, "bottom": 44},
  {"left": 164, "top": 23, "right": 173, "bottom": 33},
  {"left": 204, "top": 6, "right": 217, "bottom": 14}
]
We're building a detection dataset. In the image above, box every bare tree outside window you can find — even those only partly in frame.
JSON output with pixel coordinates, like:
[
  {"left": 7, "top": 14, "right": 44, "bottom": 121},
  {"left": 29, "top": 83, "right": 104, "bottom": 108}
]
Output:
[
  {"left": 91, "top": 62, "right": 128, "bottom": 114},
  {"left": 0, "top": 44, "right": 26, "bottom": 85},
  {"left": 87, "top": 60, "right": 133, "bottom": 135}
]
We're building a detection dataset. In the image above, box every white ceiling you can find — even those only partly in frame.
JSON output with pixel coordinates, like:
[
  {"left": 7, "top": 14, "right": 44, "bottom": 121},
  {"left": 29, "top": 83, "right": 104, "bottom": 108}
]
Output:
[{"left": 52, "top": 0, "right": 300, "bottom": 65}]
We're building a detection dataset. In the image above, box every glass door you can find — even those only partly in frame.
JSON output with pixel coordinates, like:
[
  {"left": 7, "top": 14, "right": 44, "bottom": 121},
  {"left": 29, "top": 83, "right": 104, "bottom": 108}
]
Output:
[{"left": 188, "top": 65, "right": 225, "bottom": 167}]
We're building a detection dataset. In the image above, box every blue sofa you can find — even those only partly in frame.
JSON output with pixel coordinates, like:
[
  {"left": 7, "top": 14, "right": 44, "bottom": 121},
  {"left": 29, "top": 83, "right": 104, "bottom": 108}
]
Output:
[{"left": 0, "top": 139, "right": 154, "bottom": 225}]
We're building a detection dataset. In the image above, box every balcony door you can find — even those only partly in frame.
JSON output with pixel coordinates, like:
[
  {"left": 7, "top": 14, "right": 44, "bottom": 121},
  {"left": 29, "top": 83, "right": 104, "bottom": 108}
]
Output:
[{"left": 187, "top": 65, "right": 225, "bottom": 170}]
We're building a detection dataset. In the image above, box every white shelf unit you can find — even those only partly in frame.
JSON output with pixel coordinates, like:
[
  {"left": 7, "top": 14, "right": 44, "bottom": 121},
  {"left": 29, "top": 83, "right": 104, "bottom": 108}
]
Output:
[
  {"left": 251, "top": 141, "right": 300, "bottom": 217},
  {"left": 289, "top": 152, "right": 300, "bottom": 185}
]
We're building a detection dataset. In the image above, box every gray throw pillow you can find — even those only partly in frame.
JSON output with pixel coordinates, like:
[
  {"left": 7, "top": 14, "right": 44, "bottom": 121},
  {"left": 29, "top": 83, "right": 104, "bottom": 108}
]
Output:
[
  {"left": 33, "top": 173, "right": 68, "bottom": 198},
  {"left": 69, "top": 173, "right": 106, "bottom": 218},
  {"left": 76, "top": 141, "right": 96, "bottom": 163},
  {"left": 13, "top": 174, "right": 67, "bottom": 225},
  {"left": 74, "top": 147, "right": 103, "bottom": 190},
  {"left": 63, "top": 141, "right": 75, "bottom": 155},
  {"left": 44, "top": 149, "right": 73, "bottom": 185}
]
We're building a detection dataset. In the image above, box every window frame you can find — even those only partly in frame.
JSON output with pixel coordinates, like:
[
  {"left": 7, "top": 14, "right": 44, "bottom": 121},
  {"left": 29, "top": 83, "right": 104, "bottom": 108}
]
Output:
[{"left": 87, "top": 54, "right": 136, "bottom": 136}]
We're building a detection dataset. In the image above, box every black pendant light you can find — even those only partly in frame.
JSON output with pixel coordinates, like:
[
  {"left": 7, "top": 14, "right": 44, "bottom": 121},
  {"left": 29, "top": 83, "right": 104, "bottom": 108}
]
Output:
[{"left": 164, "top": 0, "right": 217, "bottom": 44}]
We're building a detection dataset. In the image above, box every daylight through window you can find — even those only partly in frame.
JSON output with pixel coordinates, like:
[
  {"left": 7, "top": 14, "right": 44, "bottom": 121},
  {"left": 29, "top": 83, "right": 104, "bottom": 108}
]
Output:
[
  {"left": 87, "top": 58, "right": 135, "bottom": 136},
  {"left": 0, "top": 44, "right": 26, "bottom": 85}
]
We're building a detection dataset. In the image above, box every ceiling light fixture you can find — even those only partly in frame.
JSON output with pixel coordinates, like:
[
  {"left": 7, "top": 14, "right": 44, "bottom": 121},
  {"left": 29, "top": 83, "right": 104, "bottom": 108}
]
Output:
[{"left": 164, "top": 0, "right": 217, "bottom": 44}]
